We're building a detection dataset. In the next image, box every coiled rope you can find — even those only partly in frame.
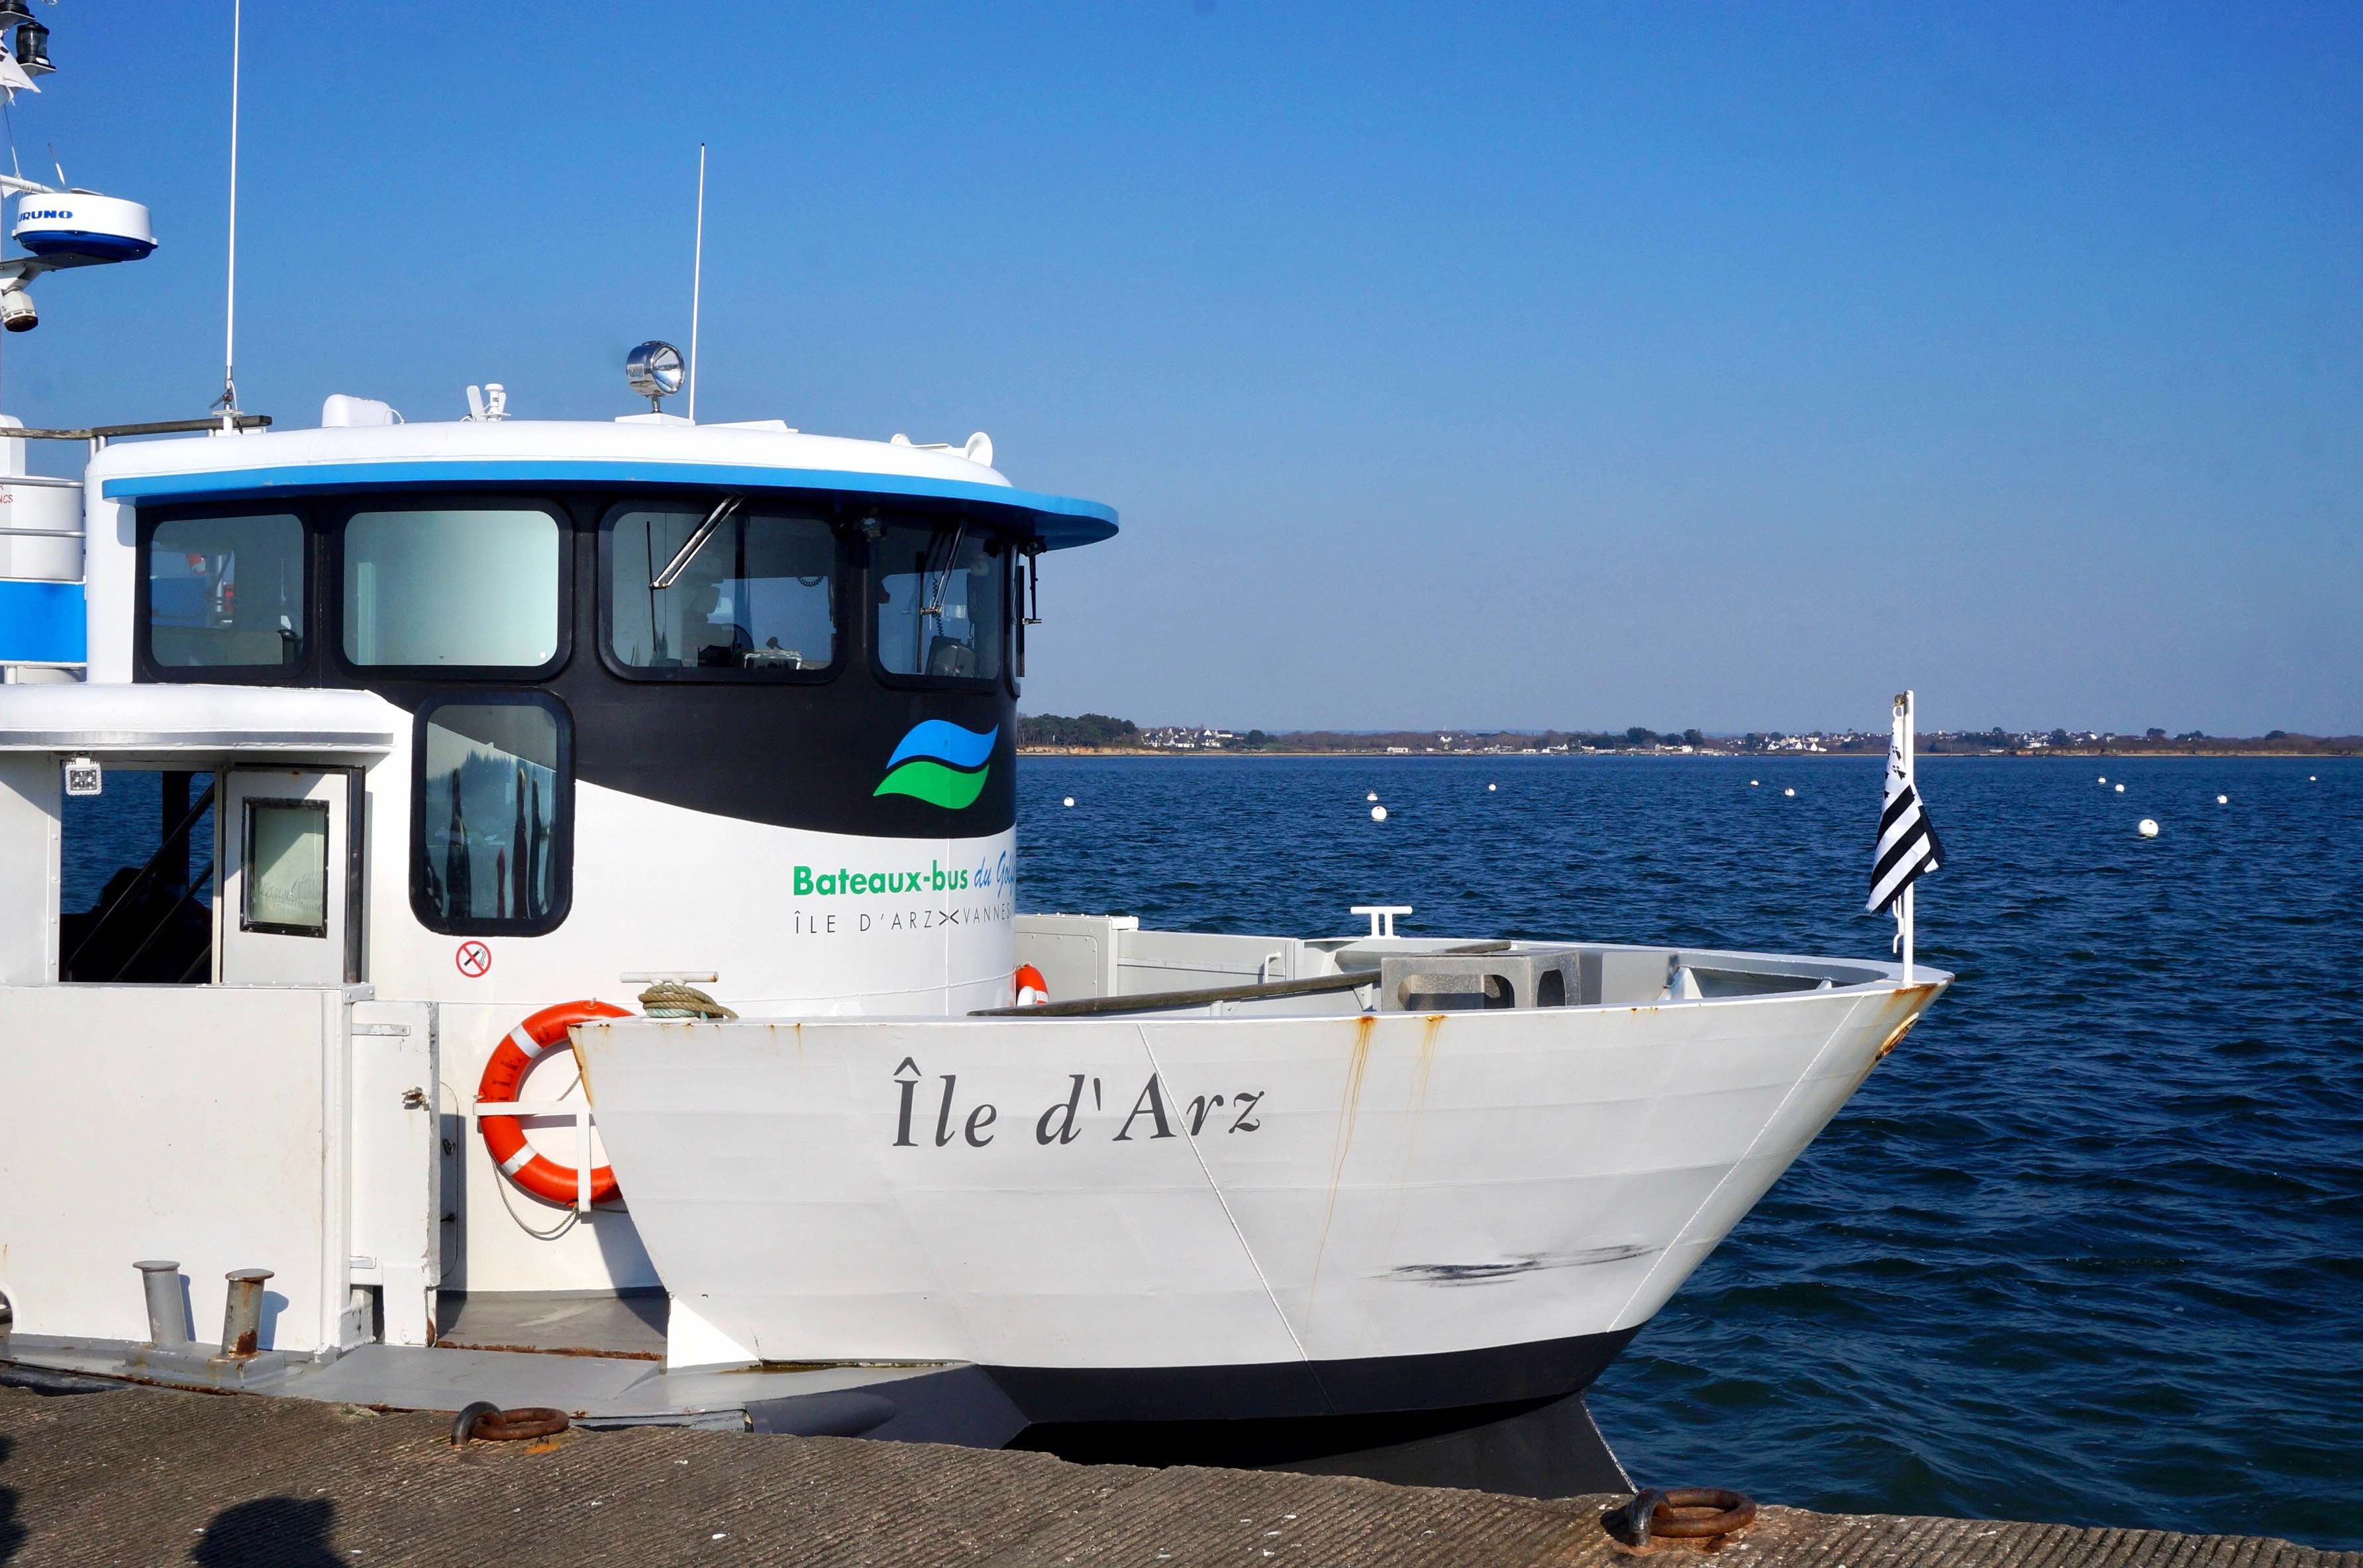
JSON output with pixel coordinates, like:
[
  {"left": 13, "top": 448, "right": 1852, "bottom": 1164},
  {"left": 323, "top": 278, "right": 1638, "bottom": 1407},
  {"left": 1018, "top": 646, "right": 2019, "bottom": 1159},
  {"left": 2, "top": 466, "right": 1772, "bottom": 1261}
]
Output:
[{"left": 637, "top": 982, "right": 737, "bottom": 1020}]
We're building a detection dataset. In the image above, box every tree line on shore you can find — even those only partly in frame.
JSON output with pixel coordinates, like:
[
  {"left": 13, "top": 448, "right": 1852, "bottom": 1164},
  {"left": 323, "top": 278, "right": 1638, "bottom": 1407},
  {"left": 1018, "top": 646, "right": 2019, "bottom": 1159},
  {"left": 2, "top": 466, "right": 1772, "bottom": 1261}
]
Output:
[{"left": 1017, "top": 714, "right": 2359, "bottom": 756}]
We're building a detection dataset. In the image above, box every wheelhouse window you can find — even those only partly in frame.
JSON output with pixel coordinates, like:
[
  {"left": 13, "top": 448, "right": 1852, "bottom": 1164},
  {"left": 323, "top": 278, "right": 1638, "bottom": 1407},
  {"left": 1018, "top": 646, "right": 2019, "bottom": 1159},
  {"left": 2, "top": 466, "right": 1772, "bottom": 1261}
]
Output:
[
  {"left": 344, "top": 506, "right": 561, "bottom": 668},
  {"left": 413, "top": 696, "right": 570, "bottom": 934},
  {"left": 145, "top": 513, "right": 305, "bottom": 670},
  {"left": 606, "top": 502, "right": 838, "bottom": 675},
  {"left": 874, "top": 522, "right": 1005, "bottom": 683}
]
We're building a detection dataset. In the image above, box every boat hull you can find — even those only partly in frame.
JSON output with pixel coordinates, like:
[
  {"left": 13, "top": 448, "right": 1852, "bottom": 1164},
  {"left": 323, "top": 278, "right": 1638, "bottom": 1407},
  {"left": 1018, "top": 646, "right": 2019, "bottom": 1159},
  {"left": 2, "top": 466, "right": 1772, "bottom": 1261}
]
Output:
[{"left": 572, "top": 964, "right": 1944, "bottom": 1416}]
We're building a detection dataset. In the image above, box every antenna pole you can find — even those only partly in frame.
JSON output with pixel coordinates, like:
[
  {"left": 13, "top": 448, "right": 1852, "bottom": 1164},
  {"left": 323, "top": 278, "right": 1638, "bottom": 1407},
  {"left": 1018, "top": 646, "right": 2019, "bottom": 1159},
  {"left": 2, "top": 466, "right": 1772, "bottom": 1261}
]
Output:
[
  {"left": 688, "top": 141, "right": 705, "bottom": 423},
  {"left": 217, "top": 0, "right": 241, "bottom": 422}
]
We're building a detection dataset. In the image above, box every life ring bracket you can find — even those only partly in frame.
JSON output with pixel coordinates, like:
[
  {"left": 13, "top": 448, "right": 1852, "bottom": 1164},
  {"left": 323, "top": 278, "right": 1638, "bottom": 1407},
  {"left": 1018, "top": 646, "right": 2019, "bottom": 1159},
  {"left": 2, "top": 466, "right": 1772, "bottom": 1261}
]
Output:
[{"left": 474, "top": 999, "right": 633, "bottom": 1214}]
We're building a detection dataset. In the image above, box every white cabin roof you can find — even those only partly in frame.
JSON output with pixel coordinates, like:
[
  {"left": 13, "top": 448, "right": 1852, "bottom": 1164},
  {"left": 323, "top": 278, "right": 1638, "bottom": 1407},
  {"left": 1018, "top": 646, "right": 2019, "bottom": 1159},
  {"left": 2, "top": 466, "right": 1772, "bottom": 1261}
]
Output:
[
  {"left": 84, "top": 417, "right": 1118, "bottom": 548},
  {"left": 0, "top": 683, "right": 403, "bottom": 756}
]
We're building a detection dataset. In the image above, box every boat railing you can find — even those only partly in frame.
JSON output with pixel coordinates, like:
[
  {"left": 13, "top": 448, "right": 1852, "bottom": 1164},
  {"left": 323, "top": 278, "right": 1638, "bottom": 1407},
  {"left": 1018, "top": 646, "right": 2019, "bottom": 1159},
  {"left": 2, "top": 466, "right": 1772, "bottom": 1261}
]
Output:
[{"left": 1003, "top": 918, "right": 1901, "bottom": 1020}]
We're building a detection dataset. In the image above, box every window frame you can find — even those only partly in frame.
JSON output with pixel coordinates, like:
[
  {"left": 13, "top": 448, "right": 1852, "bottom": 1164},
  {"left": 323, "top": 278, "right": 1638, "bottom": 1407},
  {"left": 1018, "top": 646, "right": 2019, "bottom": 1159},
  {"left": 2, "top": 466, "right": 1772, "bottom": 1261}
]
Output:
[
  {"left": 864, "top": 510, "right": 1018, "bottom": 697},
  {"left": 238, "top": 796, "right": 332, "bottom": 938},
  {"left": 134, "top": 503, "right": 319, "bottom": 685},
  {"left": 407, "top": 689, "right": 575, "bottom": 938},
  {"left": 592, "top": 495, "right": 850, "bottom": 685},
  {"left": 329, "top": 493, "right": 574, "bottom": 681}
]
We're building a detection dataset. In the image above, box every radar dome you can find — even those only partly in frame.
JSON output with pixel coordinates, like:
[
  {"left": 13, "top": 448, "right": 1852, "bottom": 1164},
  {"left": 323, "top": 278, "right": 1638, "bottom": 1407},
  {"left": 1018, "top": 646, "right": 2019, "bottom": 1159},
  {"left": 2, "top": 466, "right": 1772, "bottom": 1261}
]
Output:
[{"left": 13, "top": 192, "right": 156, "bottom": 262}]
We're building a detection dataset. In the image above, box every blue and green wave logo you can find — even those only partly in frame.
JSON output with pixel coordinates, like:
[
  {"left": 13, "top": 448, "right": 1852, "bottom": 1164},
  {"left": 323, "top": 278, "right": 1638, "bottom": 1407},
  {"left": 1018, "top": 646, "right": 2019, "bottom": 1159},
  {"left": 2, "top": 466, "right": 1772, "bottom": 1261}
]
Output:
[{"left": 874, "top": 720, "right": 997, "bottom": 809}]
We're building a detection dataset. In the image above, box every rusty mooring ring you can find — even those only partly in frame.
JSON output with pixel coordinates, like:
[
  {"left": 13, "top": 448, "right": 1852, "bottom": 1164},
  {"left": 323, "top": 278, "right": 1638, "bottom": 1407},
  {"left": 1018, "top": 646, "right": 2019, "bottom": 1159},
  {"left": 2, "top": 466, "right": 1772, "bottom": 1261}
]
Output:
[
  {"left": 1603, "top": 1487, "right": 1758, "bottom": 1549},
  {"left": 1648, "top": 1488, "right": 1757, "bottom": 1539},
  {"left": 450, "top": 1401, "right": 571, "bottom": 1445}
]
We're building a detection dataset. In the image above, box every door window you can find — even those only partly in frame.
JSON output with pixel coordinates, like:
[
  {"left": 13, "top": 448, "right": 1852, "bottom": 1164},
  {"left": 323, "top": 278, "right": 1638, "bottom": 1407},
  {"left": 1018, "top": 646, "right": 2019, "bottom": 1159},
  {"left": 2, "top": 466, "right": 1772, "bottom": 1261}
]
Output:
[
  {"left": 413, "top": 695, "right": 570, "bottom": 934},
  {"left": 241, "top": 799, "right": 329, "bottom": 937}
]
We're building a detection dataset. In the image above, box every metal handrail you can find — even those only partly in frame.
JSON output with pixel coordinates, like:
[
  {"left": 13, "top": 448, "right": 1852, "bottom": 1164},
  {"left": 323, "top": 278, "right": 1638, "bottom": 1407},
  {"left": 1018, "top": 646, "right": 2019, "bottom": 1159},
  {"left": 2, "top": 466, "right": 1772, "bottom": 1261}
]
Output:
[
  {"left": 970, "top": 967, "right": 1383, "bottom": 1020},
  {"left": 107, "top": 856, "right": 215, "bottom": 983},
  {"left": 7, "top": 415, "right": 271, "bottom": 441}
]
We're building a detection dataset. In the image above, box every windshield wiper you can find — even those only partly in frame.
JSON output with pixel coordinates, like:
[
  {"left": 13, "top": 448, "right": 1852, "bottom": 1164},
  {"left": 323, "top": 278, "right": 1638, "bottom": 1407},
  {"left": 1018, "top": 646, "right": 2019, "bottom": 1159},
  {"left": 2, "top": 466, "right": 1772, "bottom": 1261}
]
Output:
[
  {"left": 652, "top": 495, "right": 744, "bottom": 590},
  {"left": 918, "top": 519, "right": 967, "bottom": 622}
]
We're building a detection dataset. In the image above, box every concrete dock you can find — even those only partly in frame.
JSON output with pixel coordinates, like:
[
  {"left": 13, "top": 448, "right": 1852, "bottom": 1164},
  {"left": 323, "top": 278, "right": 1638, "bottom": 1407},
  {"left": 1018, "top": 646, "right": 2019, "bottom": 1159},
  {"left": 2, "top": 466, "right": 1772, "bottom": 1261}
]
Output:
[{"left": 0, "top": 1383, "right": 2350, "bottom": 1567}]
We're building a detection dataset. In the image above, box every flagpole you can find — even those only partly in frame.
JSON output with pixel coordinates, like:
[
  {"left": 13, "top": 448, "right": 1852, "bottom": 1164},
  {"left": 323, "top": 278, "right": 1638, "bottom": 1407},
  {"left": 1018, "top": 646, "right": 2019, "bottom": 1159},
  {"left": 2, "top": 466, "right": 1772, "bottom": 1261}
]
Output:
[{"left": 1899, "top": 689, "right": 1915, "bottom": 984}]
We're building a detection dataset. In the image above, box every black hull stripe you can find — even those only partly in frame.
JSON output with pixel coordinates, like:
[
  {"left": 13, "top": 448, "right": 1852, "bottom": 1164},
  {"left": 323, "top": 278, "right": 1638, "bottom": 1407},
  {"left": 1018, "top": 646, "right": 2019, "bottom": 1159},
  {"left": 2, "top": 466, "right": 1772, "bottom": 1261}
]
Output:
[{"left": 978, "top": 1326, "right": 1639, "bottom": 1426}]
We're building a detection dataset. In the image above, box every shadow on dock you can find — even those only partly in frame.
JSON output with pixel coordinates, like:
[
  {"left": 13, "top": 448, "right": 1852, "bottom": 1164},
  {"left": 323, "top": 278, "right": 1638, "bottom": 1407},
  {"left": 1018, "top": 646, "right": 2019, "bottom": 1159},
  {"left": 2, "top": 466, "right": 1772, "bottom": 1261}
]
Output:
[{"left": 192, "top": 1498, "right": 339, "bottom": 1567}]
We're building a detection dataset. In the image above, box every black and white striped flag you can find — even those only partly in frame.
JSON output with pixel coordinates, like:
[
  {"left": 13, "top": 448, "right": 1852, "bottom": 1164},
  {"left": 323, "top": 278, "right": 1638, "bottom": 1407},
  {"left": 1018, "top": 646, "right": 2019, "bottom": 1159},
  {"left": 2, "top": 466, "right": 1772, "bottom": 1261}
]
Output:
[{"left": 1867, "top": 698, "right": 1941, "bottom": 915}]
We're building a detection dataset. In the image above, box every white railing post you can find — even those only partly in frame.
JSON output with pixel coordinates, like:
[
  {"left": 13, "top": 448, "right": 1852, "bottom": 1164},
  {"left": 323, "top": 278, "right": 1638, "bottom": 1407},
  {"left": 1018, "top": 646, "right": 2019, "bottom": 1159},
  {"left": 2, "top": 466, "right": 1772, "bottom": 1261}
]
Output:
[{"left": 576, "top": 1108, "right": 593, "bottom": 1214}]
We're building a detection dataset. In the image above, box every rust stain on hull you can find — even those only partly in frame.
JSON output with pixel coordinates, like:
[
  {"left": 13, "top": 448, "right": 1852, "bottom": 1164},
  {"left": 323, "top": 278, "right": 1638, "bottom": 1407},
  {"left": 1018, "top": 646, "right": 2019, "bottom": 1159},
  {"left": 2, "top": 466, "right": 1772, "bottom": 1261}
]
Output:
[
  {"left": 1872, "top": 981, "right": 1942, "bottom": 1060},
  {"left": 1404, "top": 1014, "right": 1444, "bottom": 1150},
  {"left": 1307, "top": 1013, "right": 1380, "bottom": 1303}
]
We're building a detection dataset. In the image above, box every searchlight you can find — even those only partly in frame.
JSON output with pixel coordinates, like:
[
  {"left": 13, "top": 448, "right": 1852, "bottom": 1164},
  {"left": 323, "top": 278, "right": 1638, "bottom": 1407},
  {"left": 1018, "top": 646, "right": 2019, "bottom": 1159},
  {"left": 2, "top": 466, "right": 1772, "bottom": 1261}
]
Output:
[{"left": 626, "top": 340, "right": 685, "bottom": 412}]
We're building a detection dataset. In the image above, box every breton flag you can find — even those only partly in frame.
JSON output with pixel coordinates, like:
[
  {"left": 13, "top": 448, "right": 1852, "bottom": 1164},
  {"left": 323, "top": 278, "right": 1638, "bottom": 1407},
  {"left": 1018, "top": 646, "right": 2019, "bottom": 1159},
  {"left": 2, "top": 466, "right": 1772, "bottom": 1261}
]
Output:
[{"left": 1867, "top": 693, "right": 1942, "bottom": 916}]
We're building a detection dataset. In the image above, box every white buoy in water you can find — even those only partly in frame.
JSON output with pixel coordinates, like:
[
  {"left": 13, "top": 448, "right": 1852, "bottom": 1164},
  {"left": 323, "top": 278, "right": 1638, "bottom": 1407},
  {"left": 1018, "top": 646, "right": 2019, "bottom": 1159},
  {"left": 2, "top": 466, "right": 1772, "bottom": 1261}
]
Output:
[
  {"left": 1370, "top": 805, "right": 1388, "bottom": 822},
  {"left": 2097, "top": 775, "right": 2107, "bottom": 784},
  {"left": 1783, "top": 787, "right": 1796, "bottom": 797},
  {"left": 1062, "top": 797, "right": 1075, "bottom": 807},
  {"left": 2138, "top": 818, "right": 2160, "bottom": 838},
  {"left": 1487, "top": 783, "right": 1497, "bottom": 792},
  {"left": 2311, "top": 775, "right": 2319, "bottom": 782},
  {"left": 1366, "top": 791, "right": 1378, "bottom": 803},
  {"left": 2114, "top": 783, "right": 2125, "bottom": 793},
  {"left": 1750, "top": 779, "right": 1759, "bottom": 787},
  {"left": 2217, "top": 794, "right": 2229, "bottom": 805}
]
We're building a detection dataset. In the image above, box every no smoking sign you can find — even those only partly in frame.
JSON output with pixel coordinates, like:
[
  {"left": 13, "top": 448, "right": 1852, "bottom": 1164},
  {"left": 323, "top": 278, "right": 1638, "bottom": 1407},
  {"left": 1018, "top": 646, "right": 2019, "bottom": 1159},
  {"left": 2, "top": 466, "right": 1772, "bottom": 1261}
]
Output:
[{"left": 454, "top": 940, "right": 492, "bottom": 978}]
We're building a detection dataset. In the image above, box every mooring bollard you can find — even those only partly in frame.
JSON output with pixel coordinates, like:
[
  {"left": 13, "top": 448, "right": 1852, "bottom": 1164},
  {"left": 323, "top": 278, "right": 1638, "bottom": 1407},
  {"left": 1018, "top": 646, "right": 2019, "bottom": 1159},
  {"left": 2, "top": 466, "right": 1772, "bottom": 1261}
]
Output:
[
  {"left": 133, "top": 1260, "right": 187, "bottom": 1349},
  {"left": 219, "top": 1268, "right": 273, "bottom": 1358}
]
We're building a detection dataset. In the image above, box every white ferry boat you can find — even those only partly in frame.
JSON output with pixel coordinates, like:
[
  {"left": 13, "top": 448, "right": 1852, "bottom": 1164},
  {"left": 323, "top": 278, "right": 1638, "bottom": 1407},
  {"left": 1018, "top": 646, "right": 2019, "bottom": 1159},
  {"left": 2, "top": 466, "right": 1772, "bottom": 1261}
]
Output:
[{"left": 0, "top": 17, "right": 1946, "bottom": 1496}]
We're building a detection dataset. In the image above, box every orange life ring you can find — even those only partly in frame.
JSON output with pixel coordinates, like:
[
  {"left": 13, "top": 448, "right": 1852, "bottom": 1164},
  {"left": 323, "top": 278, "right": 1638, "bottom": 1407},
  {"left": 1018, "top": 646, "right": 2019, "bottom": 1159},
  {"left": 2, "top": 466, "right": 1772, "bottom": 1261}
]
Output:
[
  {"left": 1014, "top": 963, "right": 1049, "bottom": 1006},
  {"left": 476, "top": 999, "right": 632, "bottom": 1206}
]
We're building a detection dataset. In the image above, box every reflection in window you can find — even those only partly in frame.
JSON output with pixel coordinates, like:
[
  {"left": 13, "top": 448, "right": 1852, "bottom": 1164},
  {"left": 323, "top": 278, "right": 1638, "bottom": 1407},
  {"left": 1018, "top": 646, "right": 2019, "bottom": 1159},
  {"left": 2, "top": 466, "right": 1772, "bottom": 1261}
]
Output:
[
  {"left": 417, "top": 701, "right": 565, "bottom": 930},
  {"left": 608, "top": 505, "right": 836, "bottom": 672},
  {"left": 344, "top": 507, "right": 560, "bottom": 667},
  {"left": 147, "top": 513, "right": 305, "bottom": 669},
  {"left": 242, "top": 799, "right": 328, "bottom": 936},
  {"left": 874, "top": 523, "right": 1003, "bottom": 681}
]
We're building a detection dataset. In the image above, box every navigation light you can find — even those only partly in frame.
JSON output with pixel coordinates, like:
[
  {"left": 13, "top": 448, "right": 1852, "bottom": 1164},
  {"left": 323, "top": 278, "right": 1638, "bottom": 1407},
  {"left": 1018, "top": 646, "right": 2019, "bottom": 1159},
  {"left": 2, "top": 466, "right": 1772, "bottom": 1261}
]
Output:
[{"left": 13, "top": 19, "right": 49, "bottom": 76}]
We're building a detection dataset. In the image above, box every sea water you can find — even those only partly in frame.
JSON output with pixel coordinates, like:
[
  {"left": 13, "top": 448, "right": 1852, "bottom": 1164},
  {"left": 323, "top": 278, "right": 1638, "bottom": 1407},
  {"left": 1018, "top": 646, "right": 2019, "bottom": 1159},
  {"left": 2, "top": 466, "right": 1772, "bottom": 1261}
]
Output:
[
  {"left": 60, "top": 755, "right": 2360, "bottom": 1544},
  {"left": 1018, "top": 755, "right": 2361, "bottom": 1547}
]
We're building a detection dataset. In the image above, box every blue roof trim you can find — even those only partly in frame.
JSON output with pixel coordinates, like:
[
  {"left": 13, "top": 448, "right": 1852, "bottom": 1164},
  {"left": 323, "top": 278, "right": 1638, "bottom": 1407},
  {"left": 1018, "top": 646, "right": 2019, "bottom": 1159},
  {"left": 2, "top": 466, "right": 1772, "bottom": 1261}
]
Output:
[
  {"left": 0, "top": 579, "right": 87, "bottom": 665},
  {"left": 101, "top": 459, "right": 1119, "bottom": 548}
]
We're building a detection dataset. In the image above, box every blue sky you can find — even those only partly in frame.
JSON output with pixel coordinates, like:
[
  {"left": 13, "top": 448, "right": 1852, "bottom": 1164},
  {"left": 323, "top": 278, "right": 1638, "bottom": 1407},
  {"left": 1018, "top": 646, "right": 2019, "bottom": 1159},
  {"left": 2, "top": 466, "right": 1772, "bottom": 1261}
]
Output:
[{"left": 11, "top": 3, "right": 2359, "bottom": 734}]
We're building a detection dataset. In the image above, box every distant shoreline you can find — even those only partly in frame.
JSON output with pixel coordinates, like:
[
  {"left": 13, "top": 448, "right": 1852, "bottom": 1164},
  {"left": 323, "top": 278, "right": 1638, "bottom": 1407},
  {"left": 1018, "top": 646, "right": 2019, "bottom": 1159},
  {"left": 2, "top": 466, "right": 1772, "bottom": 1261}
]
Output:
[{"left": 1018, "top": 746, "right": 2356, "bottom": 760}]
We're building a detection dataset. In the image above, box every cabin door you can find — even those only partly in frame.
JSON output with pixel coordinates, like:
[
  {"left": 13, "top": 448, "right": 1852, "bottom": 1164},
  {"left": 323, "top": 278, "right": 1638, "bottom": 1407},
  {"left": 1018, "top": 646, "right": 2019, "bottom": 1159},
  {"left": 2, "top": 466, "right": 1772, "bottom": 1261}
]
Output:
[{"left": 217, "top": 768, "right": 361, "bottom": 985}]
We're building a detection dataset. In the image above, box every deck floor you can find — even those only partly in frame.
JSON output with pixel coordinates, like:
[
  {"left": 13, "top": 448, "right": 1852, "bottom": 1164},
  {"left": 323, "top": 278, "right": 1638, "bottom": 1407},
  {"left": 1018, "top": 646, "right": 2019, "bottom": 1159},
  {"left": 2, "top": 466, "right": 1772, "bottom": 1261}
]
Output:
[
  {"left": 0, "top": 1381, "right": 2351, "bottom": 1568},
  {"left": 432, "top": 1289, "right": 670, "bottom": 1359}
]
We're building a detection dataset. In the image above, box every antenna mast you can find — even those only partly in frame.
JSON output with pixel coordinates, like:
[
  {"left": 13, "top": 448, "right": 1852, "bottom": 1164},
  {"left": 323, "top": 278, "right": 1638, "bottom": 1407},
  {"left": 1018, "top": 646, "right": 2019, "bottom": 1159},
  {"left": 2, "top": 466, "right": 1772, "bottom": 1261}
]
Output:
[
  {"left": 688, "top": 142, "right": 705, "bottom": 422},
  {"left": 216, "top": 0, "right": 240, "bottom": 420}
]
